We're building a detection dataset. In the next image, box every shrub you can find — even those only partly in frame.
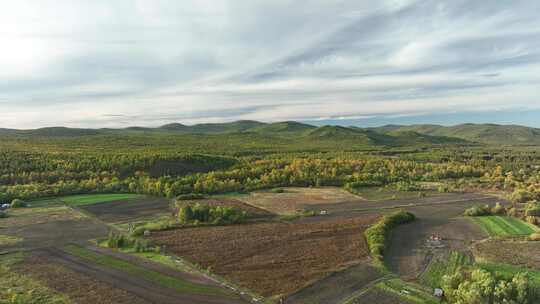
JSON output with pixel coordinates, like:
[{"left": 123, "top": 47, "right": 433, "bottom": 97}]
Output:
[
  {"left": 177, "top": 203, "right": 247, "bottom": 225},
  {"left": 176, "top": 193, "right": 205, "bottom": 200},
  {"left": 10, "top": 199, "right": 27, "bottom": 208},
  {"left": 529, "top": 233, "right": 540, "bottom": 241},
  {"left": 464, "top": 204, "right": 491, "bottom": 216},
  {"left": 271, "top": 188, "right": 285, "bottom": 193},
  {"left": 491, "top": 202, "right": 506, "bottom": 215},
  {"left": 525, "top": 203, "right": 540, "bottom": 217},
  {"left": 525, "top": 216, "right": 539, "bottom": 225},
  {"left": 364, "top": 210, "right": 415, "bottom": 262}
]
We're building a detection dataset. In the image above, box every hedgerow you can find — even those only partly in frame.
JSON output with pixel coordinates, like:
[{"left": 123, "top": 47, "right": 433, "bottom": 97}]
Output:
[{"left": 364, "top": 210, "right": 415, "bottom": 263}]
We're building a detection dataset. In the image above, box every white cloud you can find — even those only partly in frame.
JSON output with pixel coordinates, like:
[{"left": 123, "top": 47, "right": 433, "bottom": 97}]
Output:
[{"left": 0, "top": 0, "right": 539, "bottom": 128}]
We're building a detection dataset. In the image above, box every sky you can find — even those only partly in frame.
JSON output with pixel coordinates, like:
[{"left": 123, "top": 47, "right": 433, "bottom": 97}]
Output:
[{"left": 1, "top": 0, "right": 540, "bottom": 129}]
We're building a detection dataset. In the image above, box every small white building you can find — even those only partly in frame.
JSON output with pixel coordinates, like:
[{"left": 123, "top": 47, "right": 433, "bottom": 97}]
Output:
[{"left": 434, "top": 288, "right": 444, "bottom": 297}]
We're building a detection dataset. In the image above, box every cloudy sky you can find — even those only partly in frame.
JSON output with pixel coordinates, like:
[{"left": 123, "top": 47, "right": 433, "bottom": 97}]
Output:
[{"left": 1, "top": 0, "right": 540, "bottom": 129}]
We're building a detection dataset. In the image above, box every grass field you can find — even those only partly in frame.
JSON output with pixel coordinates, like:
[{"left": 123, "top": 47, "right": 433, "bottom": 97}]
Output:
[
  {"left": 29, "top": 193, "right": 143, "bottom": 207},
  {"left": 63, "top": 245, "right": 231, "bottom": 297},
  {"left": 0, "top": 234, "right": 23, "bottom": 246},
  {"left": 374, "top": 279, "right": 439, "bottom": 304},
  {"left": 420, "top": 251, "right": 471, "bottom": 288},
  {"left": 471, "top": 216, "right": 538, "bottom": 237},
  {"left": 350, "top": 187, "right": 435, "bottom": 201},
  {"left": 59, "top": 194, "right": 143, "bottom": 206}
]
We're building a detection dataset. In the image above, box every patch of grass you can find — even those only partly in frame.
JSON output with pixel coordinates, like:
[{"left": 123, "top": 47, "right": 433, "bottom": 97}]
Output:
[
  {"left": 349, "top": 186, "right": 435, "bottom": 201},
  {"left": 420, "top": 251, "right": 471, "bottom": 288},
  {"left": 0, "top": 235, "right": 23, "bottom": 246},
  {"left": 471, "top": 216, "right": 538, "bottom": 237},
  {"left": 59, "top": 194, "right": 143, "bottom": 206},
  {"left": 375, "top": 279, "right": 439, "bottom": 304},
  {"left": 0, "top": 253, "right": 70, "bottom": 304},
  {"left": 63, "top": 245, "right": 232, "bottom": 297}
]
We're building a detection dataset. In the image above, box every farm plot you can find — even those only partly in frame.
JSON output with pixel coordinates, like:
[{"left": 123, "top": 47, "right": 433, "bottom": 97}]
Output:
[
  {"left": 420, "top": 251, "right": 472, "bottom": 288},
  {"left": 384, "top": 194, "right": 501, "bottom": 279},
  {"left": 234, "top": 187, "right": 362, "bottom": 215},
  {"left": 0, "top": 205, "right": 107, "bottom": 250},
  {"left": 27, "top": 246, "right": 246, "bottom": 304},
  {"left": 470, "top": 216, "right": 538, "bottom": 236},
  {"left": 150, "top": 215, "right": 380, "bottom": 297},
  {"left": 284, "top": 262, "right": 384, "bottom": 304},
  {"left": 473, "top": 238, "right": 540, "bottom": 270},
  {"left": 80, "top": 196, "right": 171, "bottom": 223},
  {"left": 14, "top": 253, "right": 148, "bottom": 304}
]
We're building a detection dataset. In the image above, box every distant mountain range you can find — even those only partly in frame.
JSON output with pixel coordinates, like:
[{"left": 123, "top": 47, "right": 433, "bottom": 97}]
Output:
[{"left": 2, "top": 120, "right": 540, "bottom": 146}]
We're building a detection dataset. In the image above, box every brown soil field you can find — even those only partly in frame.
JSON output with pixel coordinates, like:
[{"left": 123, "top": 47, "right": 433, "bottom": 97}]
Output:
[
  {"left": 235, "top": 187, "right": 363, "bottom": 215},
  {"left": 284, "top": 261, "right": 383, "bottom": 304},
  {"left": 31, "top": 247, "right": 246, "bottom": 304},
  {"left": 151, "top": 215, "right": 379, "bottom": 297},
  {"left": 1, "top": 219, "right": 108, "bottom": 250},
  {"left": 473, "top": 238, "right": 540, "bottom": 269},
  {"left": 16, "top": 254, "right": 149, "bottom": 304},
  {"left": 176, "top": 197, "right": 274, "bottom": 218},
  {"left": 80, "top": 196, "right": 171, "bottom": 223},
  {"left": 350, "top": 287, "right": 406, "bottom": 304},
  {"left": 0, "top": 206, "right": 86, "bottom": 227}
]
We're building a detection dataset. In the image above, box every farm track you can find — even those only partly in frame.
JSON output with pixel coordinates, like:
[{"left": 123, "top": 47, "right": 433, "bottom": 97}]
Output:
[{"left": 34, "top": 247, "right": 247, "bottom": 304}]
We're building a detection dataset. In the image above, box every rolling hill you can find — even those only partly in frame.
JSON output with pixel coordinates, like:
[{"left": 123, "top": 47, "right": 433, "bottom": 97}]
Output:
[
  {"left": 372, "top": 124, "right": 540, "bottom": 145},
  {"left": 1, "top": 121, "right": 539, "bottom": 146}
]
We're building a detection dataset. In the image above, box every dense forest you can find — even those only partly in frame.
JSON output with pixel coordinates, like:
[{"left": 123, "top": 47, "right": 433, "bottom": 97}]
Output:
[{"left": 1, "top": 121, "right": 540, "bottom": 205}]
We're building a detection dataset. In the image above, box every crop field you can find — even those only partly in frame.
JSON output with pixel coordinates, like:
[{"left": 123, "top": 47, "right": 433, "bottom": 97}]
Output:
[
  {"left": 420, "top": 251, "right": 471, "bottom": 288},
  {"left": 473, "top": 238, "right": 540, "bottom": 269},
  {"left": 150, "top": 215, "right": 379, "bottom": 297},
  {"left": 350, "top": 186, "right": 440, "bottom": 201},
  {"left": 471, "top": 216, "right": 538, "bottom": 236},
  {"left": 373, "top": 279, "right": 438, "bottom": 304},
  {"left": 80, "top": 196, "right": 171, "bottom": 223},
  {"left": 64, "top": 245, "right": 233, "bottom": 298},
  {"left": 14, "top": 253, "right": 148, "bottom": 304},
  {"left": 0, "top": 206, "right": 86, "bottom": 227},
  {"left": 284, "top": 262, "right": 384, "bottom": 304},
  {"left": 348, "top": 286, "right": 407, "bottom": 304},
  {"left": 59, "top": 193, "right": 143, "bottom": 206},
  {"left": 234, "top": 187, "right": 362, "bottom": 215}
]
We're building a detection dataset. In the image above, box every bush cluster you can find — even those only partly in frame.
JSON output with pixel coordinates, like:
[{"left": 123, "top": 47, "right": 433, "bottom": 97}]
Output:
[
  {"left": 107, "top": 232, "right": 152, "bottom": 253},
  {"left": 442, "top": 269, "right": 534, "bottom": 304},
  {"left": 178, "top": 203, "right": 247, "bottom": 225},
  {"left": 131, "top": 220, "right": 174, "bottom": 237},
  {"left": 10, "top": 199, "right": 27, "bottom": 208},
  {"left": 395, "top": 181, "right": 422, "bottom": 192},
  {"left": 464, "top": 203, "right": 506, "bottom": 217},
  {"left": 271, "top": 188, "right": 285, "bottom": 193},
  {"left": 364, "top": 210, "right": 416, "bottom": 262}
]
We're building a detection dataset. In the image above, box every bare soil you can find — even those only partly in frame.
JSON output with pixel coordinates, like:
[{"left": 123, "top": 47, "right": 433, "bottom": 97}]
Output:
[
  {"left": 16, "top": 254, "right": 149, "bottom": 304},
  {"left": 151, "top": 215, "right": 379, "bottom": 297},
  {"left": 236, "top": 187, "right": 362, "bottom": 215},
  {"left": 30, "top": 247, "right": 247, "bottom": 304},
  {"left": 1, "top": 218, "right": 108, "bottom": 250},
  {"left": 284, "top": 261, "right": 383, "bottom": 304},
  {"left": 80, "top": 196, "right": 171, "bottom": 223},
  {"left": 473, "top": 238, "right": 540, "bottom": 269}
]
